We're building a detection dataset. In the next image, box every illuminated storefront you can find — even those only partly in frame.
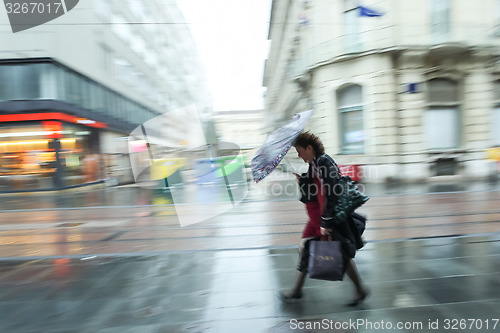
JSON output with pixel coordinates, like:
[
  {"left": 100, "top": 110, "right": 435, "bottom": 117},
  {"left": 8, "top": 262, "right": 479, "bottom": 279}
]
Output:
[
  {"left": 0, "top": 113, "right": 107, "bottom": 191},
  {"left": 0, "top": 58, "right": 164, "bottom": 192}
]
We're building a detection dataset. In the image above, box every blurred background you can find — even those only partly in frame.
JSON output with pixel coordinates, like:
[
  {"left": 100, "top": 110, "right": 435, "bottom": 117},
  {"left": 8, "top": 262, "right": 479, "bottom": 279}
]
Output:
[
  {"left": 264, "top": 0, "right": 500, "bottom": 185},
  {"left": 1, "top": 0, "right": 500, "bottom": 193},
  {"left": 0, "top": 3, "right": 499, "bottom": 332}
]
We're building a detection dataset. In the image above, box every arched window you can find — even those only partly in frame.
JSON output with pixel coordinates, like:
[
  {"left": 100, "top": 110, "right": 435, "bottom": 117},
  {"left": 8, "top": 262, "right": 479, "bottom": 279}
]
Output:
[
  {"left": 337, "top": 84, "right": 364, "bottom": 154},
  {"left": 424, "top": 78, "right": 459, "bottom": 149}
]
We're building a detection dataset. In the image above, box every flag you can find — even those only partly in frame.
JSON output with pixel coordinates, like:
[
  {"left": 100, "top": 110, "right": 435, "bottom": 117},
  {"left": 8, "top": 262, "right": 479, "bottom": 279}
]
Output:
[
  {"left": 359, "top": 6, "right": 383, "bottom": 17},
  {"left": 299, "top": 12, "right": 309, "bottom": 25}
]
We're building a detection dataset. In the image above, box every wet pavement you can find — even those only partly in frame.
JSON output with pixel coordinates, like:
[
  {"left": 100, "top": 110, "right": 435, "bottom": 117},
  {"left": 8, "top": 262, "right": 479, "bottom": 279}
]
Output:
[
  {"left": 1, "top": 173, "right": 499, "bottom": 211},
  {"left": 0, "top": 178, "right": 499, "bottom": 332},
  {"left": 0, "top": 179, "right": 499, "bottom": 257},
  {"left": 0, "top": 234, "right": 499, "bottom": 332}
]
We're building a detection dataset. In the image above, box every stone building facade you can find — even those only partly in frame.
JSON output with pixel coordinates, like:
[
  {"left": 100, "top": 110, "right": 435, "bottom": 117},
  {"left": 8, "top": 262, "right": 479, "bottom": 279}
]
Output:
[{"left": 264, "top": 0, "right": 500, "bottom": 182}]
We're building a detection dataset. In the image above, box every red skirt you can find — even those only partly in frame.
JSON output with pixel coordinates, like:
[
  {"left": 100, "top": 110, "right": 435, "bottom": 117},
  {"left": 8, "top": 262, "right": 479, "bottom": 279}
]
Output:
[
  {"left": 301, "top": 177, "right": 325, "bottom": 239},
  {"left": 302, "top": 201, "right": 321, "bottom": 238}
]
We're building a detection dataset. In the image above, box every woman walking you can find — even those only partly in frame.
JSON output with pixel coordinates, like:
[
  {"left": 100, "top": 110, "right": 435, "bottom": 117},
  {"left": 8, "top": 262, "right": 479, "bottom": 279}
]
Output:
[{"left": 280, "top": 131, "right": 369, "bottom": 306}]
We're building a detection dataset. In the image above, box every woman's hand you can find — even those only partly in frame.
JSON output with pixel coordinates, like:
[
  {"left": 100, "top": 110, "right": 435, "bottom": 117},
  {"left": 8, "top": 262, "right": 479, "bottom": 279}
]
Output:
[{"left": 320, "top": 227, "right": 332, "bottom": 236}]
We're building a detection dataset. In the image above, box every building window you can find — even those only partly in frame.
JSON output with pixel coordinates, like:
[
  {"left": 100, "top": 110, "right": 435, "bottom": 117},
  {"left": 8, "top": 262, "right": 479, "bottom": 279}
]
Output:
[
  {"left": 424, "top": 78, "right": 459, "bottom": 149},
  {"left": 40, "top": 63, "right": 57, "bottom": 99},
  {"left": 114, "top": 58, "right": 134, "bottom": 86},
  {"left": 63, "top": 69, "right": 82, "bottom": 106},
  {"left": 493, "top": 107, "right": 500, "bottom": 145},
  {"left": 0, "top": 64, "right": 41, "bottom": 100},
  {"left": 430, "top": 0, "right": 450, "bottom": 43},
  {"left": 343, "top": 0, "right": 362, "bottom": 53},
  {"left": 18, "top": 64, "right": 41, "bottom": 99},
  {"left": 100, "top": 45, "right": 113, "bottom": 74},
  {"left": 0, "top": 61, "right": 156, "bottom": 127},
  {"left": 0, "top": 66, "right": 15, "bottom": 100},
  {"left": 337, "top": 84, "right": 364, "bottom": 154},
  {"left": 493, "top": 81, "right": 500, "bottom": 145}
]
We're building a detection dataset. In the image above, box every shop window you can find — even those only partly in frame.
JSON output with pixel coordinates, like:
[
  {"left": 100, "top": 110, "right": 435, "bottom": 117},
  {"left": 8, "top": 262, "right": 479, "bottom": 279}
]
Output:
[
  {"left": 425, "top": 78, "right": 459, "bottom": 149},
  {"left": 0, "top": 124, "right": 55, "bottom": 190},
  {"left": 337, "top": 84, "right": 365, "bottom": 154}
]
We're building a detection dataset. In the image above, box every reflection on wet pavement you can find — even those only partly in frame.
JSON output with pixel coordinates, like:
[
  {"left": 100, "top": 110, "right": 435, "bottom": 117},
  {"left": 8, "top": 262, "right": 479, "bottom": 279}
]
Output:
[
  {"left": 0, "top": 183, "right": 499, "bottom": 258},
  {"left": 0, "top": 234, "right": 498, "bottom": 332},
  {"left": 0, "top": 179, "right": 499, "bottom": 331},
  {"left": 0, "top": 178, "right": 498, "bottom": 211}
]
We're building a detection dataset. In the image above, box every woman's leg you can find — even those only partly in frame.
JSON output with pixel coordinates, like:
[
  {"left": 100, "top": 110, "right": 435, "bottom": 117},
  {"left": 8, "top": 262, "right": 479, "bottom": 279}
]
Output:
[
  {"left": 280, "top": 238, "right": 311, "bottom": 300},
  {"left": 345, "top": 258, "right": 369, "bottom": 305},
  {"left": 281, "top": 270, "right": 307, "bottom": 299}
]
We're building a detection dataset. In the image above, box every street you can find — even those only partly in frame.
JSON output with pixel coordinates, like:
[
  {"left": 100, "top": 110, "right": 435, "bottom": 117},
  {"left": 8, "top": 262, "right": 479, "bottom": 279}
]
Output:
[
  {"left": 0, "top": 180, "right": 499, "bottom": 332},
  {"left": 2, "top": 0, "right": 500, "bottom": 331},
  {"left": 0, "top": 180, "right": 499, "bottom": 257}
]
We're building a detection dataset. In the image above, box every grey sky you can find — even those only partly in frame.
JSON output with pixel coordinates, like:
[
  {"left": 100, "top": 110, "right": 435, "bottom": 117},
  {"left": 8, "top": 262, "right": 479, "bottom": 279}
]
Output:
[{"left": 178, "top": 0, "right": 272, "bottom": 111}]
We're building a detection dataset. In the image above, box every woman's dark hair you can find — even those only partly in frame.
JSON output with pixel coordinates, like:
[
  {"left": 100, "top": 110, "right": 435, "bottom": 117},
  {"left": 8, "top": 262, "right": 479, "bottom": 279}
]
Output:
[{"left": 293, "top": 131, "right": 325, "bottom": 157}]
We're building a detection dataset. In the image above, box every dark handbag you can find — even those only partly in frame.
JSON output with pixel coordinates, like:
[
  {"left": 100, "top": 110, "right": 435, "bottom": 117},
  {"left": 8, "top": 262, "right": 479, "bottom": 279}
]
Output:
[
  {"left": 351, "top": 212, "right": 367, "bottom": 251},
  {"left": 308, "top": 238, "right": 345, "bottom": 281},
  {"left": 352, "top": 212, "right": 367, "bottom": 236},
  {"left": 333, "top": 176, "right": 369, "bottom": 225}
]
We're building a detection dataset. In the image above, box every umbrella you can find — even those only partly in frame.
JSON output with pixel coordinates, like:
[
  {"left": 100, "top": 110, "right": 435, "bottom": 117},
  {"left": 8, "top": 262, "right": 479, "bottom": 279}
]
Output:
[{"left": 251, "top": 109, "right": 313, "bottom": 183}]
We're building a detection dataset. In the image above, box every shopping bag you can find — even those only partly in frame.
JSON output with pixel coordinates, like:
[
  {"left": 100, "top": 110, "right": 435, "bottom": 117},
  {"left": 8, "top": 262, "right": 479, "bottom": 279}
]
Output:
[{"left": 308, "top": 239, "right": 345, "bottom": 281}]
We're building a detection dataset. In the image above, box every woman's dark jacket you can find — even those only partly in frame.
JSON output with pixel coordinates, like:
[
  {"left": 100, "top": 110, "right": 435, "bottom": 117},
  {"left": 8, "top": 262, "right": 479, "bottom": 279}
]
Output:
[{"left": 300, "top": 154, "right": 364, "bottom": 258}]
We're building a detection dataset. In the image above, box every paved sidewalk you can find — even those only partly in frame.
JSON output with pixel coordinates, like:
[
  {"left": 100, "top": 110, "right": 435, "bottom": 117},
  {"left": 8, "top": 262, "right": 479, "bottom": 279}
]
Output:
[
  {"left": 1, "top": 233, "right": 499, "bottom": 333},
  {"left": 1, "top": 180, "right": 499, "bottom": 332},
  {"left": 0, "top": 187, "right": 499, "bottom": 257}
]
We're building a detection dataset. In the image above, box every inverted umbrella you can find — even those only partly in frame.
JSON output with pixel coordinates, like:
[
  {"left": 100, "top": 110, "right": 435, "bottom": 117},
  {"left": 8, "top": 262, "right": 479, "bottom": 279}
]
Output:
[{"left": 251, "top": 109, "right": 313, "bottom": 183}]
